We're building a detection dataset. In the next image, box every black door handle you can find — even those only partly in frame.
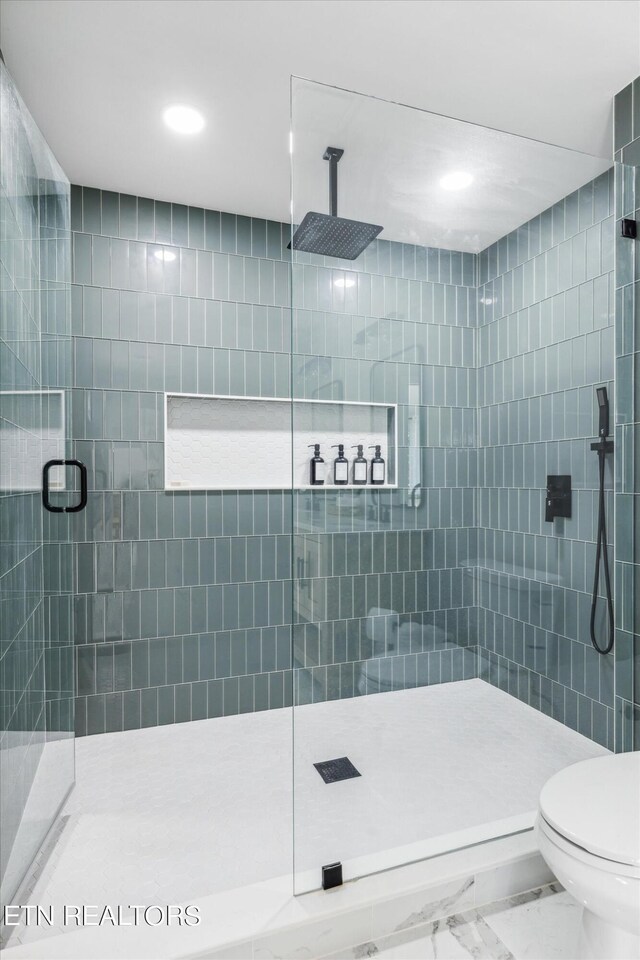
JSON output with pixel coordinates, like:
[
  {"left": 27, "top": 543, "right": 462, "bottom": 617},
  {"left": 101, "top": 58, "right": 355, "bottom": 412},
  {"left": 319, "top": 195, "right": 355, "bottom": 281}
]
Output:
[{"left": 42, "top": 459, "right": 88, "bottom": 513}]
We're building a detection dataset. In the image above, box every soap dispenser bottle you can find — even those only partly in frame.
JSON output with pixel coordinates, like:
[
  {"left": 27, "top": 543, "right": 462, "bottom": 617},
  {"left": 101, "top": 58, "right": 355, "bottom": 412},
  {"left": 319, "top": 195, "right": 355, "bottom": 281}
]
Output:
[
  {"left": 308, "top": 444, "right": 325, "bottom": 485},
  {"left": 351, "top": 444, "right": 367, "bottom": 485},
  {"left": 331, "top": 444, "right": 349, "bottom": 485},
  {"left": 369, "top": 445, "right": 385, "bottom": 485}
]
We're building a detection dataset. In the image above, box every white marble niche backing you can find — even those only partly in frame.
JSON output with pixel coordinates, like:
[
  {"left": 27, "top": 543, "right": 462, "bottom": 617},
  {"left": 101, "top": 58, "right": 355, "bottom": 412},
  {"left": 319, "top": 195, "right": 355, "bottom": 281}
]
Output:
[{"left": 164, "top": 393, "right": 397, "bottom": 490}]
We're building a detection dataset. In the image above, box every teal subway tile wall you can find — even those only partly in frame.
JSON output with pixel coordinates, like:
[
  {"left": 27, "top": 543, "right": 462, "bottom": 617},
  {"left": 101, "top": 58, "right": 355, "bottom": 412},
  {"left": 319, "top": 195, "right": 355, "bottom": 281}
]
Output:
[
  {"left": 614, "top": 78, "right": 640, "bottom": 751},
  {"left": 476, "top": 170, "right": 616, "bottom": 748},
  {"left": 71, "top": 169, "right": 623, "bottom": 746},
  {"left": 69, "top": 186, "right": 295, "bottom": 733},
  {"left": 69, "top": 186, "right": 478, "bottom": 733},
  {"left": 289, "top": 233, "right": 478, "bottom": 706}
]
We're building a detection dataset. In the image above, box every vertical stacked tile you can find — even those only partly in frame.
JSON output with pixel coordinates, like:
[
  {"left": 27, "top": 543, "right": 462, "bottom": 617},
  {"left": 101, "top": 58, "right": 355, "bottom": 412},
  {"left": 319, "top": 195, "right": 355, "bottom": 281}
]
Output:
[
  {"left": 291, "top": 242, "right": 478, "bottom": 704},
  {"left": 69, "top": 191, "right": 294, "bottom": 734},
  {"left": 69, "top": 189, "right": 479, "bottom": 733},
  {"left": 476, "top": 171, "right": 616, "bottom": 748},
  {"left": 613, "top": 78, "right": 640, "bottom": 751},
  {"left": 70, "top": 165, "right": 629, "bottom": 747}
]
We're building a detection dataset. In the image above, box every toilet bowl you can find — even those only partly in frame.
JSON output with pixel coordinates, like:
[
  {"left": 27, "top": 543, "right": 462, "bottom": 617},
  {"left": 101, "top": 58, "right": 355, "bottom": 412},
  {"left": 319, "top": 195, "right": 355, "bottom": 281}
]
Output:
[{"left": 536, "top": 752, "right": 640, "bottom": 960}]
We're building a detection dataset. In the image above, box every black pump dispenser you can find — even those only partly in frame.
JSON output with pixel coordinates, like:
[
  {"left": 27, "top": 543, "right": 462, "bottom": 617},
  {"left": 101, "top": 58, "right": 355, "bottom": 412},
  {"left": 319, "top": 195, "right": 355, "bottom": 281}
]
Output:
[
  {"left": 308, "top": 444, "right": 324, "bottom": 485},
  {"left": 369, "top": 445, "right": 385, "bottom": 485},
  {"left": 331, "top": 444, "right": 348, "bottom": 485},
  {"left": 351, "top": 444, "right": 367, "bottom": 485}
]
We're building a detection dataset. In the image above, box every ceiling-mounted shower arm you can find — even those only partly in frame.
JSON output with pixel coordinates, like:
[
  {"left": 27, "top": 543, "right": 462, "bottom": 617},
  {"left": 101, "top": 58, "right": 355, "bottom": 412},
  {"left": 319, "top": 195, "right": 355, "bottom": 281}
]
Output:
[
  {"left": 289, "top": 145, "right": 381, "bottom": 259},
  {"left": 323, "top": 147, "right": 344, "bottom": 217}
]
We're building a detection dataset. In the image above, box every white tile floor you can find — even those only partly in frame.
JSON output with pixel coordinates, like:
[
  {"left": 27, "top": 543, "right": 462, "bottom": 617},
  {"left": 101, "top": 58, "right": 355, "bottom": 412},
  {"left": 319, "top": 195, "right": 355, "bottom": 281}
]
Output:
[
  {"left": 6, "top": 680, "right": 606, "bottom": 951},
  {"left": 327, "top": 884, "right": 583, "bottom": 959}
]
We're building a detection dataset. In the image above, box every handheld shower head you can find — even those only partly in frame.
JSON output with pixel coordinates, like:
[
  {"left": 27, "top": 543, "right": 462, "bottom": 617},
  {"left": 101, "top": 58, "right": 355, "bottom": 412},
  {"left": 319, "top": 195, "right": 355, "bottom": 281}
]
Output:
[
  {"left": 590, "top": 385, "right": 614, "bottom": 656},
  {"left": 596, "top": 386, "right": 609, "bottom": 438}
]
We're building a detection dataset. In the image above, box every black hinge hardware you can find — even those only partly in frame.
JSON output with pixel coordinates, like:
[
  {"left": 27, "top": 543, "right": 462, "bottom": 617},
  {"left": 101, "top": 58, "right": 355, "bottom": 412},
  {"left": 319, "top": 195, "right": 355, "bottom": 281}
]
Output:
[{"left": 322, "top": 862, "right": 343, "bottom": 890}]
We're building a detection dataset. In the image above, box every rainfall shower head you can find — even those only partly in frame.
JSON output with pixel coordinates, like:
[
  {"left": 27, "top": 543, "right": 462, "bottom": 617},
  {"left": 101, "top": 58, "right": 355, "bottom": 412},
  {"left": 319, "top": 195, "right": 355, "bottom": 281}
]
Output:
[
  {"left": 290, "top": 210, "right": 383, "bottom": 260},
  {"left": 289, "top": 147, "right": 383, "bottom": 260}
]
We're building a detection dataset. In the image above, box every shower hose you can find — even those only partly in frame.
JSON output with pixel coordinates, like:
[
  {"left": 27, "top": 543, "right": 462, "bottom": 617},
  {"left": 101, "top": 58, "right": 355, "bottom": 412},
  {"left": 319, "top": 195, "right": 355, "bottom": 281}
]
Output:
[{"left": 590, "top": 444, "right": 614, "bottom": 655}]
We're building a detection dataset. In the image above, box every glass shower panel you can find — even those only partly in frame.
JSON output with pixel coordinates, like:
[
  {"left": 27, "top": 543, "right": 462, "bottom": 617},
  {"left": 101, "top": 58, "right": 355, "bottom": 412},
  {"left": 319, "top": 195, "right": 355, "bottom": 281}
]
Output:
[
  {"left": 0, "top": 58, "right": 74, "bottom": 908},
  {"left": 291, "top": 77, "right": 617, "bottom": 894},
  {"left": 290, "top": 78, "right": 479, "bottom": 893}
]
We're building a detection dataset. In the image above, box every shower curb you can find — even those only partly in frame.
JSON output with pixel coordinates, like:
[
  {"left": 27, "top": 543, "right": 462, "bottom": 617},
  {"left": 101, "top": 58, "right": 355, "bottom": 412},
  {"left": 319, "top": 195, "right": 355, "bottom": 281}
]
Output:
[
  {"left": 195, "top": 835, "right": 553, "bottom": 960},
  {"left": 1, "top": 830, "right": 550, "bottom": 959}
]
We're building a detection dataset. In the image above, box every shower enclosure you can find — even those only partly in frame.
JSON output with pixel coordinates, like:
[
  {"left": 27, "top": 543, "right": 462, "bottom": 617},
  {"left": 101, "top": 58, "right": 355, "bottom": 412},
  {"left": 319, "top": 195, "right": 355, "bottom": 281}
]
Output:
[
  {"left": 0, "top": 57, "right": 74, "bottom": 908},
  {"left": 1, "top": 65, "right": 637, "bottom": 948},
  {"left": 290, "top": 77, "right": 634, "bottom": 893}
]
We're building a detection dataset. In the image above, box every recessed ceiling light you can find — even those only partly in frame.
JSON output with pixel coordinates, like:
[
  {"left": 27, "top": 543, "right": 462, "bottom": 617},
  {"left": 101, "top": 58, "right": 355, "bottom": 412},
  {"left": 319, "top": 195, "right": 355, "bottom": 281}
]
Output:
[
  {"left": 163, "top": 104, "right": 205, "bottom": 135},
  {"left": 154, "top": 249, "right": 176, "bottom": 262},
  {"left": 439, "top": 171, "right": 474, "bottom": 191},
  {"left": 334, "top": 277, "right": 356, "bottom": 288}
]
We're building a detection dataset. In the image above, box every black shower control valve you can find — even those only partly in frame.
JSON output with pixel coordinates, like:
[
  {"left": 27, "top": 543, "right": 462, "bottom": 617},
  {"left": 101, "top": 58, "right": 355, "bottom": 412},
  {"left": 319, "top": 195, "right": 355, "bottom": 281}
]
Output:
[
  {"left": 545, "top": 475, "right": 572, "bottom": 523},
  {"left": 621, "top": 219, "right": 637, "bottom": 239}
]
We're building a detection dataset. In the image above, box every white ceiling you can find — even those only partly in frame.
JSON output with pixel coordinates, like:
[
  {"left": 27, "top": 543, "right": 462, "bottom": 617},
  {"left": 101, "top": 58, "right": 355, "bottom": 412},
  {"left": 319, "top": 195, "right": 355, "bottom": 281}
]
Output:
[
  {"left": 0, "top": 0, "right": 638, "bottom": 247},
  {"left": 292, "top": 80, "right": 612, "bottom": 250}
]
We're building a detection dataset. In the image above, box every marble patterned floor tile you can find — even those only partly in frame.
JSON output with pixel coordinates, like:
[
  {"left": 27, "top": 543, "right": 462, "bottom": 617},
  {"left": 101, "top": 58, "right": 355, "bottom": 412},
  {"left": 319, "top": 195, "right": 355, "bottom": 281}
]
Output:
[
  {"left": 325, "top": 886, "right": 581, "bottom": 960},
  {"left": 369, "top": 876, "right": 476, "bottom": 940},
  {"left": 479, "top": 885, "right": 582, "bottom": 960},
  {"left": 324, "top": 911, "right": 513, "bottom": 959}
]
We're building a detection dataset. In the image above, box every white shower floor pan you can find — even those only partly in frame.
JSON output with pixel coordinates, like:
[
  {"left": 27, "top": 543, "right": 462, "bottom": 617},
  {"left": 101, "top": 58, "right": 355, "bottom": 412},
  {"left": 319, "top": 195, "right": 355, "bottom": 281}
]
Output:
[{"left": 4, "top": 679, "right": 607, "bottom": 954}]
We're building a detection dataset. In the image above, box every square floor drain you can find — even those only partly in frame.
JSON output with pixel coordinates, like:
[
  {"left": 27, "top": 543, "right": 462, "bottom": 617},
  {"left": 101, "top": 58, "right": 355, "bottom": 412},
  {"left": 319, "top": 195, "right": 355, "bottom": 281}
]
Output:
[{"left": 314, "top": 757, "right": 361, "bottom": 784}]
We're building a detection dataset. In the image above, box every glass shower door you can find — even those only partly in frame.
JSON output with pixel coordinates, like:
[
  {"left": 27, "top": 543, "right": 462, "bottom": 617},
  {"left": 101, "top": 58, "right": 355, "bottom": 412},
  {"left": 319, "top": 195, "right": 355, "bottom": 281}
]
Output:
[
  {"left": 290, "top": 77, "right": 440, "bottom": 893},
  {"left": 290, "top": 75, "right": 620, "bottom": 895},
  {"left": 0, "top": 57, "right": 74, "bottom": 908}
]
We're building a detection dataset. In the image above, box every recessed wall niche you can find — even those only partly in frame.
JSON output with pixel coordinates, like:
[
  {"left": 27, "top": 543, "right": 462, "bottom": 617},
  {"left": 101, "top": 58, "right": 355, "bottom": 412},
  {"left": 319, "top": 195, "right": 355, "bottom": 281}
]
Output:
[{"left": 164, "top": 393, "right": 397, "bottom": 490}]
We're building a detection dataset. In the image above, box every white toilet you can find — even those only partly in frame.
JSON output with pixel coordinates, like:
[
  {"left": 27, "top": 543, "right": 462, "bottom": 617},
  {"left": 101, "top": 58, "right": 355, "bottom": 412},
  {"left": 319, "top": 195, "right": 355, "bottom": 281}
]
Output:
[{"left": 536, "top": 752, "right": 640, "bottom": 960}]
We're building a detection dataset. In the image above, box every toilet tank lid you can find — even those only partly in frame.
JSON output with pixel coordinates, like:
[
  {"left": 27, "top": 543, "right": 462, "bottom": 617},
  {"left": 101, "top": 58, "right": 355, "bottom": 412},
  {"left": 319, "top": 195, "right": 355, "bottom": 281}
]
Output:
[{"left": 539, "top": 753, "right": 640, "bottom": 867}]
